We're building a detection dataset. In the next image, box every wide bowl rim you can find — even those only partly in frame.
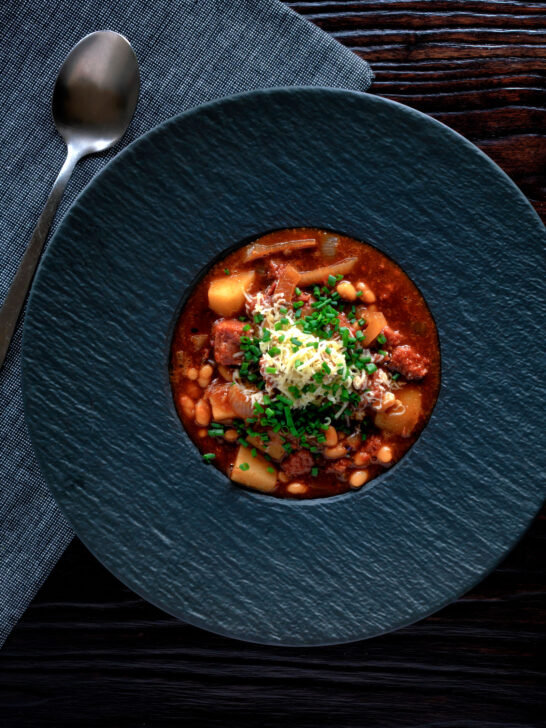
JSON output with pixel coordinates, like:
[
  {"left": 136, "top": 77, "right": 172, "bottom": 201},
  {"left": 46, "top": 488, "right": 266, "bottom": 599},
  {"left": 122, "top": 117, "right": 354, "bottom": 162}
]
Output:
[{"left": 22, "top": 86, "right": 546, "bottom": 646}]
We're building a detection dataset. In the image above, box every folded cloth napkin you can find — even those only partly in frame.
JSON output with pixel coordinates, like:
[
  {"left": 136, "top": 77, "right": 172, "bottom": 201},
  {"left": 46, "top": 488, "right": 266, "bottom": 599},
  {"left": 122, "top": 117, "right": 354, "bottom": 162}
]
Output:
[{"left": 0, "top": 0, "right": 373, "bottom": 647}]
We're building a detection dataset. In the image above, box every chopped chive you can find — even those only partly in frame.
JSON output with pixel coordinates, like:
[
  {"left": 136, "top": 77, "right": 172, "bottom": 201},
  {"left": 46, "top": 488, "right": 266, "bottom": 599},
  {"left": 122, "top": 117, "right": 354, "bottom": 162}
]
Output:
[
  {"left": 295, "top": 287, "right": 302, "bottom": 296},
  {"left": 251, "top": 448, "right": 257, "bottom": 458},
  {"left": 243, "top": 324, "right": 251, "bottom": 332},
  {"left": 377, "top": 333, "right": 387, "bottom": 345},
  {"left": 311, "top": 467, "right": 318, "bottom": 477},
  {"left": 266, "top": 366, "right": 276, "bottom": 374},
  {"left": 203, "top": 453, "right": 215, "bottom": 462},
  {"left": 356, "top": 290, "right": 363, "bottom": 297},
  {"left": 267, "top": 466, "right": 275, "bottom": 474},
  {"left": 365, "top": 363, "right": 377, "bottom": 374},
  {"left": 378, "top": 349, "right": 388, "bottom": 356},
  {"left": 284, "top": 407, "right": 295, "bottom": 432},
  {"left": 327, "top": 274, "right": 336, "bottom": 287},
  {"left": 392, "top": 372, "right": 400, "bottom": 381},
  {"left": 224, "top": 268, "right": 230, "bottom": 275},
  {"left": 239, "top": 462, "right": 250, "bottom": 471}
]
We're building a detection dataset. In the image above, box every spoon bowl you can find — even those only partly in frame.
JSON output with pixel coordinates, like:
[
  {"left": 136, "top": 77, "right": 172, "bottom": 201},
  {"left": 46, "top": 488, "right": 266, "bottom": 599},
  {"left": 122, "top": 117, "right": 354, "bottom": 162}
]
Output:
[{"left": 52, "top": 30, "right": 140, "bottom": 155}]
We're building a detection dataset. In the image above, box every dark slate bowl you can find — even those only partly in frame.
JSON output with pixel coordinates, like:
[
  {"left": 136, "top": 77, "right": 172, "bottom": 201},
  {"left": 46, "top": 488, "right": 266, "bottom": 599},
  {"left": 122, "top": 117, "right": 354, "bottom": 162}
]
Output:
[{"left": 22, "top": 88, "right": 545, "bottom": 646}]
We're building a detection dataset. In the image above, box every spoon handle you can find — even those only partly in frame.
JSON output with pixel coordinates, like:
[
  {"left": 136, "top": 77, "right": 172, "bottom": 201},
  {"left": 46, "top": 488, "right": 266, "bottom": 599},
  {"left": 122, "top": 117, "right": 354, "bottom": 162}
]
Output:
[{"left": 0, "top": 147, "right": 79, "bottom": 370}]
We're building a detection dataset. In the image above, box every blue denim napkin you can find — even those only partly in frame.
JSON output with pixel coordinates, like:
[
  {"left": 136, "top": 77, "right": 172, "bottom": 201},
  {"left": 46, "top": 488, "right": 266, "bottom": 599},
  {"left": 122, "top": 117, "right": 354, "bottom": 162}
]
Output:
[{"left": 0, "top": 0, "right": 373, "bottom": 647}]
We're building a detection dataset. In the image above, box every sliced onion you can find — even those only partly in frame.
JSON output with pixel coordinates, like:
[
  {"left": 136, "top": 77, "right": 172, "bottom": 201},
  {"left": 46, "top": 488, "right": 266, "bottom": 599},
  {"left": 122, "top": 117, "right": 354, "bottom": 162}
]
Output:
[
  {"left": 320, "top": 233, "right": 339, "bottom": 258},
  {"left": 244, "top": 238, "right": 316, "bottom": 262},
  {"left": 228, "top": 384, "right": 255, "bottom": 419},
  {"left": 190, "top": 334, "right": 208, "bottom": 351},
  {"left": 298, "top": 257, "right": 357, "bottom": 286},
  {"left": 275, "top": 264, "right": 300, "bottom": 301},
  {"left": 344, "top": 431, "right": 362, "bottom": 451}
]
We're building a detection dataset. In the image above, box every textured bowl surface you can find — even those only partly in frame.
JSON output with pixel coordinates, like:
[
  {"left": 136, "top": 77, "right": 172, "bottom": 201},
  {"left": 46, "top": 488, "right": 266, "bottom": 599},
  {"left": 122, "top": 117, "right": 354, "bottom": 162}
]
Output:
[{"left": 22, "top": 88, "right": 545, "bottom": 646}]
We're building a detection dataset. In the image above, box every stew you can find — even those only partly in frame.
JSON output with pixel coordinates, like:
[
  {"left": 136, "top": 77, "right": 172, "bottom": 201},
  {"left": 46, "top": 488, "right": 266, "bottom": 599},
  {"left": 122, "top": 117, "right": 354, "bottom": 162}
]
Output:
[{"left": 170, "top": 228, "right": 440, "bottom": 498}]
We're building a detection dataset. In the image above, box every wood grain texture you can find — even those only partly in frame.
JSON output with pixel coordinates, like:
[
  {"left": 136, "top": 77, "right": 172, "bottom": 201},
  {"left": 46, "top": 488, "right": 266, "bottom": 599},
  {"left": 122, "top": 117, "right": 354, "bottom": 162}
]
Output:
[
  {"left": 1, "top": 515, "right": 544, "bottom": 727},
  {"left": 1, "top": 2, "right": 544, "bottom": 726},
  {"left": 291, "top": 0, "right": 546, "bottom": 220}
]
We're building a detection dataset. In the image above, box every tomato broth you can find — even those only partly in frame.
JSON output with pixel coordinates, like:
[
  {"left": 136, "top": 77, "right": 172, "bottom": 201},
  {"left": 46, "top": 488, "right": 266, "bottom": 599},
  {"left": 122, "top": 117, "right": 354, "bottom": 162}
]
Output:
[{"left": 170, "top": 228, "right": 440, "bottom": 499}]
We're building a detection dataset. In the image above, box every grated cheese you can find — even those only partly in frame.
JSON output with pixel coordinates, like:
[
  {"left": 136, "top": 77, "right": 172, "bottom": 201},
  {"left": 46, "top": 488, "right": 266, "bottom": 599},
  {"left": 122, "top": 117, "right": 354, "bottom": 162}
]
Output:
[
  {"left": 250, "top": 293, "right": 352, "bottom": 409},
  {"left": 236, "top": 292, "right": 399, "bottom": 413}
]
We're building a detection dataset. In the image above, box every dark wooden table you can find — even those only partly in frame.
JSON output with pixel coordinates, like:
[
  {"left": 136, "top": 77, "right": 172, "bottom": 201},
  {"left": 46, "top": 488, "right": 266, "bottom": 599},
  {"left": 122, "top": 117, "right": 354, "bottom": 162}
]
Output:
[{"left": 2, "top": 3, "right": 545, "bottom": 726}]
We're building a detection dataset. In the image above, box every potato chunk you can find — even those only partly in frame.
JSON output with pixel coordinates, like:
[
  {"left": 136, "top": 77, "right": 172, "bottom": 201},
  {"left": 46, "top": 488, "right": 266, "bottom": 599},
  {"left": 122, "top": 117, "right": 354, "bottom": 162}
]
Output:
[
  {"left": 247, "top": 432, "right": 286, "bottom": 462},
  {"left": 375, "top": 386, "right": 422, "bottom": 437},
  {"left": 207, "top": 382, "right": 237, "bottom": 421},
  {"left": 208, "top": 271, "right": 255, "bottom": 317},
  {"left": 231, "top": 445, "right": 277, "bottom": 492},
  {"left": 362, "top": 311, "right": 387, "bottom": 346}
]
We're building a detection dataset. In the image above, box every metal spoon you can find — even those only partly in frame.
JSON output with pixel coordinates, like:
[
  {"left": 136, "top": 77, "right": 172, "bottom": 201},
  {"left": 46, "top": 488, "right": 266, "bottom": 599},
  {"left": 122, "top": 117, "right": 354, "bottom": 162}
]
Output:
[{"left": 0, "top": 30, "right": 140, "bottom": 369}]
